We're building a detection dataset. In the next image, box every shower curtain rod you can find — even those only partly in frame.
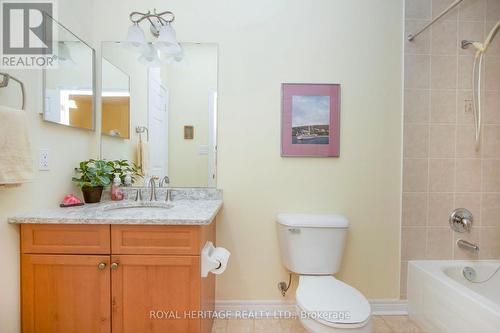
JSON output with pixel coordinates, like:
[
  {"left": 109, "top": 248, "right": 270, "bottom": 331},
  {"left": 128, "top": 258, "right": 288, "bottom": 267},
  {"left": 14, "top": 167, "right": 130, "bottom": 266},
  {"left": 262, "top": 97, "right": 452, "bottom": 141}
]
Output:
[{"left": 407, "top": 0, "right": 465, "bottom": 41}]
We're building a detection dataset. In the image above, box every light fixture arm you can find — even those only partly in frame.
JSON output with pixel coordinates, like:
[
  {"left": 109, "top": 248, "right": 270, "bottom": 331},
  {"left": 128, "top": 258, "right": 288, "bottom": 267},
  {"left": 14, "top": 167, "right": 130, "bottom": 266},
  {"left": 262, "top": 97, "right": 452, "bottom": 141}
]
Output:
[{"left": 129, "top": 9, "right": 175, "bottom": 26}]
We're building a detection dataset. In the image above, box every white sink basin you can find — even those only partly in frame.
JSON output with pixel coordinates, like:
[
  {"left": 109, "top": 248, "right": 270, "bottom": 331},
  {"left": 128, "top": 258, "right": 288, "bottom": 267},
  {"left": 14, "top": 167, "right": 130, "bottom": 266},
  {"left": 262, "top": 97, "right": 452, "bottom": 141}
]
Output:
[{"left": 102, "top": 202, "right": 173, "bottom": 214}]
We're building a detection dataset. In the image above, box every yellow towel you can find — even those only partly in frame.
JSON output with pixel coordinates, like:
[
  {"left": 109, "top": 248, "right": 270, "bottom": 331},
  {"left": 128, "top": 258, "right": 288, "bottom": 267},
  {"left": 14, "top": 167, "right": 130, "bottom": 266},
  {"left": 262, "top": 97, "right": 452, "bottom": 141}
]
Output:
[
  {"left": 136, "top": 137, "right": 149, "bottom": 176},
  {"left": 0, "top": 105, "right": 34, "bottom": 185}
]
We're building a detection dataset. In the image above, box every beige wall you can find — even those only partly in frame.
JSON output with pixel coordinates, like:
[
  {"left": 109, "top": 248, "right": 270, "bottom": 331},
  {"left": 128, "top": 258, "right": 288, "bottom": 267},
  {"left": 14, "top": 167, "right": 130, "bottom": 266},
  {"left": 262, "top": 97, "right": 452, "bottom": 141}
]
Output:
[
  {"left": 92, "top": 0, "right": 404, "bottom": 301},
  {"left": 0, "top": 1, "right": 99, "bottom": 332},
  {"left": 0, "top": 0, "right": 404, "bottom": 330},
  {"left": 402, "top": 0, "right": 500, "bottom": 298}
]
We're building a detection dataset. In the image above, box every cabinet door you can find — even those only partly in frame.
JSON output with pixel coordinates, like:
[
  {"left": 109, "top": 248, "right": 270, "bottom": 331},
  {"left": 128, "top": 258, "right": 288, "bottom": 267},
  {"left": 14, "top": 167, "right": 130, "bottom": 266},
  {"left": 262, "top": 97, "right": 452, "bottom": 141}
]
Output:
[
  {"left": 112, "top": 255, "right": 201, "bottom": 333},
  {"left": 21, "top": 254, "right": 111, "bottom": 333}
]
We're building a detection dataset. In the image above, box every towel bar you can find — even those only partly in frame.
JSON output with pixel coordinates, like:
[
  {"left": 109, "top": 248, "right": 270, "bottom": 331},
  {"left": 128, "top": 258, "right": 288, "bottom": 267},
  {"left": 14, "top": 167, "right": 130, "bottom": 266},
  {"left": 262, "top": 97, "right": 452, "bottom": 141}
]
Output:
[
  {"left": 136, "top": 126, "right": 149, "bottom": 141},
  {"left": 0, "top": 72, "right": 25, "bottom": 110}
]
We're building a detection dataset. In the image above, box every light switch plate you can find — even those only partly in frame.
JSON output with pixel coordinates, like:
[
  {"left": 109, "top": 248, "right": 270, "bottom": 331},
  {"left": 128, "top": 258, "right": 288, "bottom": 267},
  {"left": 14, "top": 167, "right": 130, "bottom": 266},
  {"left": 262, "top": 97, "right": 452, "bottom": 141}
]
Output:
[
  {"left": 39, "top": 149, "right": 50, "bottom": 171},
  {"left": 198, "top": 145, "right": 209, "bottom": 155}
]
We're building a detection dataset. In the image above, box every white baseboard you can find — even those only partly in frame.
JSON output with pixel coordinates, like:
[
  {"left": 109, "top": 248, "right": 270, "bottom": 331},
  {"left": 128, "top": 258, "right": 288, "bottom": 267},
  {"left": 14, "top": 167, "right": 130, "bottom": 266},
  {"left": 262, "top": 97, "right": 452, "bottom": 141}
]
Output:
[
  {"left": 369, "top": 299, "right": 408, "bottom": 315},
  {"left": 215, "top": 299, "right": 407, "bottom": 317}
]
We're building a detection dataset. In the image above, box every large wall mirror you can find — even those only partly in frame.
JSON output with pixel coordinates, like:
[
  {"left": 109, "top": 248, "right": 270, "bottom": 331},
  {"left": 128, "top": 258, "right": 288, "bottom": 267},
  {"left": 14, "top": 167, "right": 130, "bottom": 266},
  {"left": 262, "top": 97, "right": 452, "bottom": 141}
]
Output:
[
  {"left": 43, "top": 17, "right": 95, "bottom": 130},
  {"left": 102, "top": 58, "right": 130, "bottom": 138},
  {"left": 100, "top": 42, "right": 218, "bottom": 188}
]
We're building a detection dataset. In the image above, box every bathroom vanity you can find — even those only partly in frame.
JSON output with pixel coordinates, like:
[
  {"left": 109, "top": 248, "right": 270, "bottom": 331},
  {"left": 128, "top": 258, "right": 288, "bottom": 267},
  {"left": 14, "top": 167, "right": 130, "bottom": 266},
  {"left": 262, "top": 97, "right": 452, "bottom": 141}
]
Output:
[
  {"left": 11, "top": 15, "right": 223, "bottom": 332},
  {"left": 9, "top": 189, "right": 222, "bottom": 333}
]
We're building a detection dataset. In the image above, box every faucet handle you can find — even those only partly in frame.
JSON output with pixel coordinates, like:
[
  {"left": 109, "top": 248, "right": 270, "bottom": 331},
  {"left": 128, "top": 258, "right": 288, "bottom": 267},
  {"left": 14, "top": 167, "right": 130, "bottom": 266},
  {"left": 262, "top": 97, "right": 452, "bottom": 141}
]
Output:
[
  {"left": 160, "top": 176, "right": 170, "bottom": 187},
  {"left": 449, "top": 208, "right": 473, "bottom": 233}
]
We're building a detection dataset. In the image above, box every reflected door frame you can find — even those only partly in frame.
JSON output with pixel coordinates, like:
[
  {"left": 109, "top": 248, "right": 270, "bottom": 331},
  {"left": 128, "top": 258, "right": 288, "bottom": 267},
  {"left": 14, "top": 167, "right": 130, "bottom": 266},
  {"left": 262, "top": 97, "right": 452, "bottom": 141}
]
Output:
[
  {"left": 208, "top": 89, "right": 217, "bottom": 187},
  {"left": 148, "top": 68, "right": 169, "bottom": 178}
]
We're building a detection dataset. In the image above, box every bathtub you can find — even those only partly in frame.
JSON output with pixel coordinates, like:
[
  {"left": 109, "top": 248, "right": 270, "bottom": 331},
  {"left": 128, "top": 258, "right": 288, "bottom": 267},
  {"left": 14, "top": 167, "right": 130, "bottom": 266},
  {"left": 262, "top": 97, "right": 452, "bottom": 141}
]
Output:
[{"left": 407, "top": 260, "right": 500, "bottom": 333}]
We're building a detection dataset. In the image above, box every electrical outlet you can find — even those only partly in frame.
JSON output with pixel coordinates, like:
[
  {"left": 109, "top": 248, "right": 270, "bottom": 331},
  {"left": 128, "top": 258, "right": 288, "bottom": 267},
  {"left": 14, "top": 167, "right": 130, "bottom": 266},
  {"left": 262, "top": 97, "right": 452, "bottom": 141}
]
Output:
[
  {"left": 465, "top": 99, "right": 473, "bottom": 113},
  {"left": 39, "top": 149, "right": 50, "bottom": 171}
]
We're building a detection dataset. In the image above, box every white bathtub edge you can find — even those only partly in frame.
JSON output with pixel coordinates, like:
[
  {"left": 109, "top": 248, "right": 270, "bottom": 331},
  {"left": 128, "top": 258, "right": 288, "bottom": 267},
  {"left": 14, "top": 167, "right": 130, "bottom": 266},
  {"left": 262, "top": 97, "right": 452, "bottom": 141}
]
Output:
[
  {"left": 407, "top": 260, "right": 500, "bottom": 333},
  {"left": 214, "top": 299, "right": 408, "bottom": 317}
]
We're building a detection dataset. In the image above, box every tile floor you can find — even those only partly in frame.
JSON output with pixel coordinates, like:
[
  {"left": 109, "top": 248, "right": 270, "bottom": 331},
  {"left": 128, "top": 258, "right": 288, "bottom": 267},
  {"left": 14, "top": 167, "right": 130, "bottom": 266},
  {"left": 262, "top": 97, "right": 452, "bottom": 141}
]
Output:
[{"left": 212, "top": 315, "right": 426, "bottom": 333}]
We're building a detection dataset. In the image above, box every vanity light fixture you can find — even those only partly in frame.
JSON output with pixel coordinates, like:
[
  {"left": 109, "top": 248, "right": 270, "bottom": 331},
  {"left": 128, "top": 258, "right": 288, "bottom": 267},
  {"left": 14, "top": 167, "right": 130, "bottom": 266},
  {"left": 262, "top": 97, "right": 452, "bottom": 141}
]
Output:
[
  {"left": 125, "top": 23, "right": 147, "bottom": 51},
  {"left": 67, "top": 99, "right": 78, "bottom": 109},
  {"left": 138, "top": 44, "right": 161, "bottom": 67},
  {"left": 155, "top": 24, "right": 182, "bottom": 55},
  {"left": 57, "top": 42, "right": 76, "bottom": 67},
  {"left": 126, "top": 9, "right": 182, "bottom": 59}
]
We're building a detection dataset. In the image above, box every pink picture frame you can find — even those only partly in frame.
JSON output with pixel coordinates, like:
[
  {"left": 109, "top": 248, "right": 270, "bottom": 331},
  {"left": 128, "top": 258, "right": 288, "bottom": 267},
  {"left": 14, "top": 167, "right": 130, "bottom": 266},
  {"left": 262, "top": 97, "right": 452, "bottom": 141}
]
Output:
[{"left": 281, "top": 83, "right": 341, "bottom": 157}]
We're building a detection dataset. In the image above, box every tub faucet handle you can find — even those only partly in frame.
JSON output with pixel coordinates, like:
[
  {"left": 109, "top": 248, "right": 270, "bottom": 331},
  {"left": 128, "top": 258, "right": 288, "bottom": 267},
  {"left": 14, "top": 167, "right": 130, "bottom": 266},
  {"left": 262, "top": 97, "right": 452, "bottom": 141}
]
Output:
[{"left": 449, "top": 208, "right": 473, "bottom": 233}]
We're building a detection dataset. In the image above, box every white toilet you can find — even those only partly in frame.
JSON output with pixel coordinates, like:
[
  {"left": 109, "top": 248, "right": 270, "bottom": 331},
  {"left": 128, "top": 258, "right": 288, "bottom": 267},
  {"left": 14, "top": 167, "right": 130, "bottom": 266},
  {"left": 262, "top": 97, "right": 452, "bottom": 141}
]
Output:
[{"left": 277, "top": 213, "right": 372, "bottom": 333}]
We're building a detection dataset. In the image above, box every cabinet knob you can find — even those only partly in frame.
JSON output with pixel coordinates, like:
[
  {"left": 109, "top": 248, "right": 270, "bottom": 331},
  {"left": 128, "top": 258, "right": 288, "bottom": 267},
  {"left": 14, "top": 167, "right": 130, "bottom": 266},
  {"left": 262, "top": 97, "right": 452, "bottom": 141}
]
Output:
[
  {"left": 110, "top": 262, "right": 119, "bottom": 270},
  {"left": 97, "top": 262, "right": 107, "bottom": 270}
]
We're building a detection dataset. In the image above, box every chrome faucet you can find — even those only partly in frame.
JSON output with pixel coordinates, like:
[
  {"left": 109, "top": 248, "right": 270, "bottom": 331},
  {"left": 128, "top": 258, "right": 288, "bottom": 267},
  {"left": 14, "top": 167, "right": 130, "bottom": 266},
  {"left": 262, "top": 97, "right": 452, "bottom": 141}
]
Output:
[
  {"left": 149, "top": 176, "right": 159, "bottom": 201},
  {"left": 457, "top": 239, "right": 479, "bottom": 254},
  {"left": 159, "top": 176, "right": 170, "bottom": 187},
  {"left": 449, "top": 208, "right": 473, "bottom": 233},
  {"left": 134, "top": 188, "right": 143, "bottom": 202},
  {"left": 159, "top": 176, "right": 171, "bottom": 202}
]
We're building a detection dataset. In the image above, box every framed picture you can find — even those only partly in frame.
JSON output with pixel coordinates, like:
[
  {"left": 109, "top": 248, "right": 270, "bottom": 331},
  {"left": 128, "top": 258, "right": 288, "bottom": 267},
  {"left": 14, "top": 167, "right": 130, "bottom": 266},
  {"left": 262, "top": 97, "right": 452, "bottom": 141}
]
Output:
[{"left": 281, "top": 83, "right": 340, "bottom": 157}]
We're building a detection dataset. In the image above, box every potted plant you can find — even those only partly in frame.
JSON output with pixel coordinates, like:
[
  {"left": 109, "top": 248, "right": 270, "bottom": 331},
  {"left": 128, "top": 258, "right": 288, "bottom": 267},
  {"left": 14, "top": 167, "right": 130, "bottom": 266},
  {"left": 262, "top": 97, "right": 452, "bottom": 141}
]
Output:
[
  {"left": 72, "top": 159, "right": 113, "bottom": 203},
  {"left": 108, "top": 160, "right": 142, "bottom": 185}
]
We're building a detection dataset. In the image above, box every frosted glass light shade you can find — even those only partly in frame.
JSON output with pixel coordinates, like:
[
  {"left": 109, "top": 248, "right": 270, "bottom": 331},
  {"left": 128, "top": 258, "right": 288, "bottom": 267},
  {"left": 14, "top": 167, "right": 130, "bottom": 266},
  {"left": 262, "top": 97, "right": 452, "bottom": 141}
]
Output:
[
  {"left": 57, "top": 42, "right": 76, "bottom": 67},
  {"left": 125, "top": 24, "right": 147, "bottom": 51},
  {"left": 138, "top": 44, "right": 160, "bottom": 67},
  {"left": 68, "top": 99, "right": 78, "bottom": 109},
  {"left": 154, "top": 24, "right": 182, "bottom": 54}
]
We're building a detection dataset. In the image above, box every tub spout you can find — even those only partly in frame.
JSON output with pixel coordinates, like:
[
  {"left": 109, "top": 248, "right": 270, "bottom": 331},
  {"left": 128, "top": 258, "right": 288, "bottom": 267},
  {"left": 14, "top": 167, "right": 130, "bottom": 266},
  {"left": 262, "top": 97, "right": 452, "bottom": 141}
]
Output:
[{"left": 457, "top": 239, "right": 479, "bottom": 254}]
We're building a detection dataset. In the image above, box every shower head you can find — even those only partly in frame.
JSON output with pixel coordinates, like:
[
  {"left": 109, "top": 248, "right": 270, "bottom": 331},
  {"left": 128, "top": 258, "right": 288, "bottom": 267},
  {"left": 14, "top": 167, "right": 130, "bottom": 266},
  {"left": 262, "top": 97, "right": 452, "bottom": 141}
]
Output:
[
  {"left": 461, "top": 40, "right": 485, "bottom": 52},
  {"left": 462, "top": 20, "right": 500, "bottom": 53},
  {"left": 461, "top": 40, "right": 474, "bottom": 49}
]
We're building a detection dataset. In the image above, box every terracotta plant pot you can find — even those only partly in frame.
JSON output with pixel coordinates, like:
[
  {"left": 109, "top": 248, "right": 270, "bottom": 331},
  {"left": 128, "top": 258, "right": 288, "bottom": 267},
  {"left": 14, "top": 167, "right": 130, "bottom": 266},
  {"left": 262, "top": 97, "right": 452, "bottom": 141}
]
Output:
[{"left": 81, "top": 186, "right": 103, "bottom": 203}]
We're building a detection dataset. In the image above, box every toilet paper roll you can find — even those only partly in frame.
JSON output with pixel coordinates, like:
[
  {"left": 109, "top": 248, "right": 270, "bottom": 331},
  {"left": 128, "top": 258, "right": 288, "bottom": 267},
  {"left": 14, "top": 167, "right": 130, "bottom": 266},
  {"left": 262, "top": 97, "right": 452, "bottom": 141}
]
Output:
[
  {"left": 209, "top": 247, "right": 231, "bottom": 275},
  {"left": 201, "top": 241, "right": 231, "bottom": 277}
]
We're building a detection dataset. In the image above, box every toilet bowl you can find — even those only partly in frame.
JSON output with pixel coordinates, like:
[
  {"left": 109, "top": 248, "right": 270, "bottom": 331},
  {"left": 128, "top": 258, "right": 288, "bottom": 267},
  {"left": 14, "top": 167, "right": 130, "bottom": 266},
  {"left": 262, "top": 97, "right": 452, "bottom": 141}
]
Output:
[
  {"left": 276, "top": 213, "right": 372, "bottom": 333},
  {"left": 296, "top": 276, "right": 372, "bottom": 333}
]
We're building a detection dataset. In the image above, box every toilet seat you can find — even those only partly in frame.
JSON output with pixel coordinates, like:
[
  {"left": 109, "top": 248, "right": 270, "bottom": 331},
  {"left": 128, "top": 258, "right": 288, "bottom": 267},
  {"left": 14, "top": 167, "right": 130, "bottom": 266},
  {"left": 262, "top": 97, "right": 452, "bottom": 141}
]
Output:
[{"left": 296, "top": 275, "right": 371, "bottom": 329}]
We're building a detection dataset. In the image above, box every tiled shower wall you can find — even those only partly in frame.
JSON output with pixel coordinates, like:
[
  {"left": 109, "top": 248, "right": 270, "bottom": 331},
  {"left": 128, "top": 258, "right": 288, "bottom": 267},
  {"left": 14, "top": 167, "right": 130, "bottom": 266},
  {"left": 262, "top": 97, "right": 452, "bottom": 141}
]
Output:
[{"left": 402, "top": 0, "right": 500, "bottom": 298}]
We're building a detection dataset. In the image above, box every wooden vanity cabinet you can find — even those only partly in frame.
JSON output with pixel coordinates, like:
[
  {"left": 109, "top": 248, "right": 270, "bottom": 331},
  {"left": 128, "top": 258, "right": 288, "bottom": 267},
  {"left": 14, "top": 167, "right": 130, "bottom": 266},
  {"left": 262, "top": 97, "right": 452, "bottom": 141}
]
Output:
[
  {"left": 20, "top": 223, "right": 216, "bottom": 333},
  {"left": 21, "top": 254, "right": 111, "bottom": 333}
]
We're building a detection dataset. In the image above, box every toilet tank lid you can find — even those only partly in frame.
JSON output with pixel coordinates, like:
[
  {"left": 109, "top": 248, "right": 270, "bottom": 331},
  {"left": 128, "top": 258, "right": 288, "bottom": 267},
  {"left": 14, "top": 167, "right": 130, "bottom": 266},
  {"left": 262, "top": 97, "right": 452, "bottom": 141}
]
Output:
[{"left": 277, "top": 213, "right": 348, "bottom": 228}]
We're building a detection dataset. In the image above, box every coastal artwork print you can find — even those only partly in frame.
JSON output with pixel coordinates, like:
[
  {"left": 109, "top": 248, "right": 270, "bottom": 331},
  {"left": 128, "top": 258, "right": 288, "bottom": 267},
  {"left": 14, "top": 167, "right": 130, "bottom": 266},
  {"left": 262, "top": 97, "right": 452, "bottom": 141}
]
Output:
[
  {"left": 292, "top": 95, "right": 330, "bottom": 144},
  {"left": 282, "top": 83, "right": 340, "bottom": 157}
]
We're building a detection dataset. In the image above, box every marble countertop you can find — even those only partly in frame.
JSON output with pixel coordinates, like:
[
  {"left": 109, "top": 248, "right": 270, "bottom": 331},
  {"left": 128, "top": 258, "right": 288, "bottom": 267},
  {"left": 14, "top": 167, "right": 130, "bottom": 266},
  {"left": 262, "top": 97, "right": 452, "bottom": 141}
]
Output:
[{"left": 8, "top": 199, "right": 222, "bottom": 225}]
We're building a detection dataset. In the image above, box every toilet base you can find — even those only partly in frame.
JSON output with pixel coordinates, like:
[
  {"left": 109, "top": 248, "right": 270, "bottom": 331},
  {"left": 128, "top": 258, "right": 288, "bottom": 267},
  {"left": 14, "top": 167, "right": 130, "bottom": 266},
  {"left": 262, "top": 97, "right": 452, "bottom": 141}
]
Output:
[{"left": 298, "top": 312, "right": 372, "bottom": 333}]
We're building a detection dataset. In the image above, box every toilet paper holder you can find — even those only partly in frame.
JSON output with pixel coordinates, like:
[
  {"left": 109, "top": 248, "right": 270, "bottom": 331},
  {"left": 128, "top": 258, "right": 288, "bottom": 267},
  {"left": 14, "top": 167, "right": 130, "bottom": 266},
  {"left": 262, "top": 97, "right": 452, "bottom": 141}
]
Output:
[{"left": 201, "top": 241, "right": 230, "bottom": 277}]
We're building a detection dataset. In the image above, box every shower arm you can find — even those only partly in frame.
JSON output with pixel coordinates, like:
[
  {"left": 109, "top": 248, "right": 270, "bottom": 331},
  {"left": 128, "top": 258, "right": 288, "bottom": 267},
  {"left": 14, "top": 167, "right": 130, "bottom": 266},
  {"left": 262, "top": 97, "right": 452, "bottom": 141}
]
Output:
[{"left": 407, "top": 0, "right": 465, "bottom": 41}]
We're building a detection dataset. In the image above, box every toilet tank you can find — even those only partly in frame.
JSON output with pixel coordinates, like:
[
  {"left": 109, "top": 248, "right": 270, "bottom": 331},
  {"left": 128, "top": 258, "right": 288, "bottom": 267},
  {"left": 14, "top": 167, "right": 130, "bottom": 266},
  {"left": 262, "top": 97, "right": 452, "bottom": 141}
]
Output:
[{"left": 277, "top": 213, "right": 348, "bottom": 275}]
